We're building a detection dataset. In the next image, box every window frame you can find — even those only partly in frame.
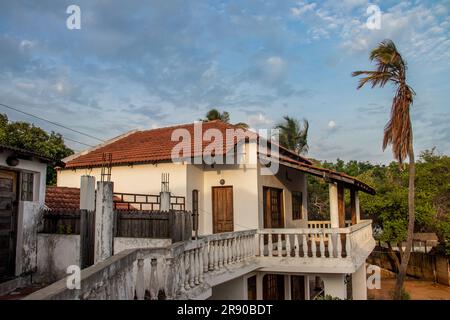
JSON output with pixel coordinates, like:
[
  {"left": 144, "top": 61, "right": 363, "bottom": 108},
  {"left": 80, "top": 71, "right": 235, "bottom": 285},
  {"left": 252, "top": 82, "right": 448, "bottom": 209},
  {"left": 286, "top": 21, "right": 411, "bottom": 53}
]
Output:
[
  {"left": 20, "top": 172, "right": 34, "bottom": 202},
  {"left": 291, "top": 191, "right": 303, "bottom": 220}
]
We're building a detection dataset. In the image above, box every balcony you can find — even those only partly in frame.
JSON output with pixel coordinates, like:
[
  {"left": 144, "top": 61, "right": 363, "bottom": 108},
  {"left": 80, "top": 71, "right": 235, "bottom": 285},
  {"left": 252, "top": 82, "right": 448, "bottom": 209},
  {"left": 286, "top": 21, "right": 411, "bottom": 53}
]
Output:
[{"left": 25, "top": 220, "right": 375, "bottom": 300}]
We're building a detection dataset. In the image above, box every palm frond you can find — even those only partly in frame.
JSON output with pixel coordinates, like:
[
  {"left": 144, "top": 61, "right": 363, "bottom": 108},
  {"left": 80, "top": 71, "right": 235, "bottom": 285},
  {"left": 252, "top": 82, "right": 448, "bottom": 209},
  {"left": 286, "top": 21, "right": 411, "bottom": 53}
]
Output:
[{"left": 353, "top": 39, "right": 415, "bottom": 165}]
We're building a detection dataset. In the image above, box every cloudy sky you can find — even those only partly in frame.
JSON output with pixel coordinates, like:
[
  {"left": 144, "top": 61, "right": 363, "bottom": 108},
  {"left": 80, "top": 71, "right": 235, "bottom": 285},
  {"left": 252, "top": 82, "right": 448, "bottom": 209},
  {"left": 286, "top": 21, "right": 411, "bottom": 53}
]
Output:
[{"left": 0, "top": 0, "right": 449, "bottom": 163}]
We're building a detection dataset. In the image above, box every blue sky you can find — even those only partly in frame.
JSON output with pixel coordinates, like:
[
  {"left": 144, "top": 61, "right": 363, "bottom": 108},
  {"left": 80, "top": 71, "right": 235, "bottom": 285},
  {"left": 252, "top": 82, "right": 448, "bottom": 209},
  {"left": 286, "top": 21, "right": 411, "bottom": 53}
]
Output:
[{"left": 0, "top": 0, "right": 449, "bottom": 163}]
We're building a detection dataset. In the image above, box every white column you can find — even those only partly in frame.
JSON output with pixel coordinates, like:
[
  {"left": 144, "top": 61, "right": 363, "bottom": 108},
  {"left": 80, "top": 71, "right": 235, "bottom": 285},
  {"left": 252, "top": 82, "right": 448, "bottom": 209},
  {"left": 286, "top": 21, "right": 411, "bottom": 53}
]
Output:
[
  {"left": 256, "top": 273, "right": 263, "bottom": 300},
  {"left": 304, "top": 275, "right": 310, "bottom": 300},
  {"left": 284, "top": 275, "right": 291, "bottom": 300},
  {"left": 355, "top": 191, "right": 361, "bottom": 223},
  {"left": 322, "top": 274, "right": 347, "bottom": 299},
  {"left": 80, "top": 175, "right": 95, "bottom": 211},
  {"left": 94, "top": 181, "right": 114, "bottom": 263},
  {"left": 329, "top": 183, "right": 339, "bottom": 228},
  {"left": 352, "top": 264, "right": 367, "bottom": 300}
]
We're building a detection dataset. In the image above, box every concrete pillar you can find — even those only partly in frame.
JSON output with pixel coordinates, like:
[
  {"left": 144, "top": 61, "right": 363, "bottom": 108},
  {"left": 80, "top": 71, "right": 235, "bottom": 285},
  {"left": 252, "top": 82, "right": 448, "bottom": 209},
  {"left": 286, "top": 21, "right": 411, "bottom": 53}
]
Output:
[
  {"left": 337, "top": 184, "right": 345, "bottom": 228},
  {"left": 352, "top": 264, "right": 367, "bottom": 300},
  {"left": 94, "top": 181, "right": 114, "bottom": 263},
  {"left": 322, "top": 274, "right": 347, "bottom": 299},
  {"left": 302, "top": 175, "right": 308, "bottom": 221},
  {"left": 80, "top": 175, "right": 95, "bottom": 211},
  {"left": 355, "top": 191, "right": 361, "bottom": 223},
  {"left": 160, "top": 191, "right": 171, "bottom": 211},
  {"left": 304, "top": 275, "right": 310, "bottom": 300},
  {"left": 256, "top": 273, "right": 263, "bottom": 300},
  {"left": 284, "top": 275, "right": 291, "bottom": 300},
  {"left": 329, "top": 183, "right": 339, "bottom": 228},
  {"left": 350, "top": 189, "right": 361, "bottom": 225}
]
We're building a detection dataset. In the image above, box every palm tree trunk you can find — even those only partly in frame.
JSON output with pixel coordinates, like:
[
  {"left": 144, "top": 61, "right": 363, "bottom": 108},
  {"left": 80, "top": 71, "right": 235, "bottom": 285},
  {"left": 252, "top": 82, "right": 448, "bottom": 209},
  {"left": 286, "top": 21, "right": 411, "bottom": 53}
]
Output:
[{"left": 393, "top": 136, "right": 415, "bottom": 299}]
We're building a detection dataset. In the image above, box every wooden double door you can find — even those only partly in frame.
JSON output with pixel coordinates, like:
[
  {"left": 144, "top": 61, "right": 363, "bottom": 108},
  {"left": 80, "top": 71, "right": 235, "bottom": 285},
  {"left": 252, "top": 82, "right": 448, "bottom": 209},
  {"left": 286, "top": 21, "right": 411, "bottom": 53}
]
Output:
[
  {"left": 212, "top": 186, "right": 234, "bottom": 234},
  {"left": 0, "top": 170, "right": 18, "bottom": 280}
]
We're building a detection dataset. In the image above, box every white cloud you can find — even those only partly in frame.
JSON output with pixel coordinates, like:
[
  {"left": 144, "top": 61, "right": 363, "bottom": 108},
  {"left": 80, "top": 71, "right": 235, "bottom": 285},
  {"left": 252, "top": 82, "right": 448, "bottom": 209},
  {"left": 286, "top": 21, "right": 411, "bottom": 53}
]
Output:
[
  {"left": 19, "top": 39, "right": 35, "bottom": 51},
  {"left": 287, "top": 1, "right": 450, "bottom": 64},
  {"left": 247, "top": 112, "right": 273, "bottom": 128},
  {"left": 328, "top": 120, "right": 336, "bottom": 129},
  {"left": 290, "top": 2, "right": 317, "bottom": 17}
]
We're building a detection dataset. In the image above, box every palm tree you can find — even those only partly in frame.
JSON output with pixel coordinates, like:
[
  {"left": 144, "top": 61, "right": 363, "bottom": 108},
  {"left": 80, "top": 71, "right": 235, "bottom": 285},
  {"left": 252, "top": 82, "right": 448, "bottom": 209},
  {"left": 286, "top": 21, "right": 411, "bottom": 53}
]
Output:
[
  {"left": 352, "top": 39, "right": 416, "bottom": 300},
  {"left": 275, "top": 116, "right": 309, "bottom": 155}
]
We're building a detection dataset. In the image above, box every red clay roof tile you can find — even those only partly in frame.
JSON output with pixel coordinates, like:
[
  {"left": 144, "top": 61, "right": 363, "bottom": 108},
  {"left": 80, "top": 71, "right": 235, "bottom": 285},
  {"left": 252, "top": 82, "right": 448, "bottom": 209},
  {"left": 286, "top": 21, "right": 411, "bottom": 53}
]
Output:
[{"left": 63, "top": 120, "right": 311, "bottom": 169}]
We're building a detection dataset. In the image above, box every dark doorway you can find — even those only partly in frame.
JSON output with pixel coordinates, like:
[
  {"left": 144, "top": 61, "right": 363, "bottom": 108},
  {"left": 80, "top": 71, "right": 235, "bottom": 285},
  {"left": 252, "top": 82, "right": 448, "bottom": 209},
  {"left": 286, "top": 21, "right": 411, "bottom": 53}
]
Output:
[
  {"left": 291, "top": 275, "right": 306, "bottom": 300},
  {"left": 0, "top": 169, "right": 18, "bottom": 281},
  {"left": 247, "top": 275, "right": 257, "bottom": 300},
  {"left": 263, "top": 274, "right": 285, "bottom": 300}
]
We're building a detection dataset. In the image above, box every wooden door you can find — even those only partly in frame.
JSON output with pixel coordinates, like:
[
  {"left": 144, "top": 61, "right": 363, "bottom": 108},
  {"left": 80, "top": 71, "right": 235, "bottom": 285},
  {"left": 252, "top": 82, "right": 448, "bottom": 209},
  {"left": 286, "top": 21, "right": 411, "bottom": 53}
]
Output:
[
  {"left": 0, "top": 170, "right": 18, "bottom": 280},
  {"left": 212, "top": 186, "right": 234, "bottom": 233},
  {"left": 263, "top": 274, "right": 285, "bottom": 300},
  {"left": 263, "top": 187, "right": 284, "bottom": 228}
]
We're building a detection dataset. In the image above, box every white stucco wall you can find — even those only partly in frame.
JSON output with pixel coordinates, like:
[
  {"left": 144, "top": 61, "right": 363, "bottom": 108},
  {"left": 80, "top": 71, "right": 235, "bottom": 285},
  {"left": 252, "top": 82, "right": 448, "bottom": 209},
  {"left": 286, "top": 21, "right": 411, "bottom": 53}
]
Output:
[
  {"left": 210, "top": 275, "right": 247, "bottom": 300},
  {"left": 57, "top": 162, "right": 188, "bottom": 197},
  {"left": 36, "top": 233, "right": 80, "bottom": 283},
  {"left": 202, "top": 163, "right": 259, "bottom": 234},
  {"left": 257, "top": 163, "right": 308, "bottom": 228}
]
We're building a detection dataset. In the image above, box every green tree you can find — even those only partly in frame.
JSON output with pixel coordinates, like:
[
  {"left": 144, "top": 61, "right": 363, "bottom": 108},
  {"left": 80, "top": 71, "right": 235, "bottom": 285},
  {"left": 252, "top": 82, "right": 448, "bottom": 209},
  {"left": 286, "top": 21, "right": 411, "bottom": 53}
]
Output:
[
  {"left": 0, "top": 114, "right": 73, "bottom": 185},
  {"left": 203, "top": 108, "right": 230, "bottom": 123},
  {"left": 201, "top": 108, "right": 249, "bottom": 129},
  {"left": 275, "top": 116, "right": 309, "bottom": 155},
  {"left": 353, "top": 39, "right": 416, "bottom": 299}
]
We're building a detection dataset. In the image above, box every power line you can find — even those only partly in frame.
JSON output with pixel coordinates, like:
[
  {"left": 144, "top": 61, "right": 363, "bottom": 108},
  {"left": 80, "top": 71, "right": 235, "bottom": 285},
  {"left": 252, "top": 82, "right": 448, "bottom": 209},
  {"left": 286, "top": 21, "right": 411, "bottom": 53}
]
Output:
[
  {"left": 0, "top": 102, "right": 105, "bottom": 142},
  {"left": 63, "top": 136, "right": 95, "bottom": 147}
]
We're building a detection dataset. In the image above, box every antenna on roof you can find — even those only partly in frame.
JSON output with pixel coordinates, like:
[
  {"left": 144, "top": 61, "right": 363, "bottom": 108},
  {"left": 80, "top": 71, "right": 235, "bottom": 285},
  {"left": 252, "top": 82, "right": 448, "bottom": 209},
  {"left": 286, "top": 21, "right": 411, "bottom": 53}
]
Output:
[{"left": 100, "top": 152, "right": 112, "bottom": 182}]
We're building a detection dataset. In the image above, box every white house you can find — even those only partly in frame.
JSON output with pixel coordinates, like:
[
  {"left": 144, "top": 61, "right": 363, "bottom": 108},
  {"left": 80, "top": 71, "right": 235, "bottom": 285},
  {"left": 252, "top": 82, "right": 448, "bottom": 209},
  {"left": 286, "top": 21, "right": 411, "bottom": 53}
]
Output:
[
  {"left": 0, "top": 144, "right": 63, "bottom": 291},
  {"left": 49, "top": 120, "right": 376, "bottom": 300}
]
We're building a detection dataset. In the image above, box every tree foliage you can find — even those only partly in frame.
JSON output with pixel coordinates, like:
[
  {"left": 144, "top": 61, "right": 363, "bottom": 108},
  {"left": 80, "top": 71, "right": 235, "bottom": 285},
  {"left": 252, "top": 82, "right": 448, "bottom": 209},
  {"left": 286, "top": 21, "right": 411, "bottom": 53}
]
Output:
[
  {"left": 310, "top": 149, "right": 450, "bottom": 254},
  {"left": 275, "top": 116, "right": 309, "bottom": 155},
  {"left": 0, "top": 114, "right": 74, "bottom": 185},
  {"left": 201, "top": 108, "right": 249, "bottom": 129}
]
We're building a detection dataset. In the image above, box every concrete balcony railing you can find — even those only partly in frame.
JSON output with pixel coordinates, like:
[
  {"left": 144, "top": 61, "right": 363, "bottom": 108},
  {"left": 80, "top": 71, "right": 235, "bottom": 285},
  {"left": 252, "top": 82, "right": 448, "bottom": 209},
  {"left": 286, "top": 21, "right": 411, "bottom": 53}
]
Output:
[
  {"left": 25, "top": 221, "right": 374, "bottom": 300},
  {"left": 25, "top": 230, "right": 258, "bottom": 300},
  {"left": 256, "top": 220, "right": 375, "bottom": 273}
]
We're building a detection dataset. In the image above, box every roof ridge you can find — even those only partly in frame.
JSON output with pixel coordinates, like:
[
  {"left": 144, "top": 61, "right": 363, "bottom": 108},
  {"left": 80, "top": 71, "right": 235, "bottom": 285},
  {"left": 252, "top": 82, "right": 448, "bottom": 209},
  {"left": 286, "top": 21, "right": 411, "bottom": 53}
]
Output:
[{"left": 62, "top": 129, "right": 139, "bottom": 163}]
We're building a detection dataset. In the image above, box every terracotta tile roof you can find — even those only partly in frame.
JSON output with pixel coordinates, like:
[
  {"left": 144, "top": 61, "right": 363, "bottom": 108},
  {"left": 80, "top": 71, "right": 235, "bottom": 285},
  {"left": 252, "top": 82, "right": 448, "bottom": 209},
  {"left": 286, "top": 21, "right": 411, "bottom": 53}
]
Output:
[
  {"left": 257, "top": 153, "right": 375, "bottom": 195},
  {"left": 45, "top": 186, "right": 134, "bottom": 210},
  {"left": 63, "top": 120, "right": 311, "bottom": 169},
  {"left": 45, "top": 186, "right": 80, "bottom": 210}
]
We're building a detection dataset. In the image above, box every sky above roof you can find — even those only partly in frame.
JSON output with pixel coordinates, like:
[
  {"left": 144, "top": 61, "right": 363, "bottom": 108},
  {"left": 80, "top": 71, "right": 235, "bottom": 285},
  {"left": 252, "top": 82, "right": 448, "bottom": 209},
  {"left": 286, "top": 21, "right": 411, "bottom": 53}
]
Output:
[{"left": 0, "top": 0, "right": 449, "bottom": 163}]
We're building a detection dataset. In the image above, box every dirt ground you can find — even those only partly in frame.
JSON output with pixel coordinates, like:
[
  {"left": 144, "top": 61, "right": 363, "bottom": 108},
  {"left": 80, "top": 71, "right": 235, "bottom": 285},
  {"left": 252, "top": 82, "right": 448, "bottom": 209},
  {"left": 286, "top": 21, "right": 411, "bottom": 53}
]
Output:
[{"left": 368, "top": 278, "right": 450, "bottom": 300}]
